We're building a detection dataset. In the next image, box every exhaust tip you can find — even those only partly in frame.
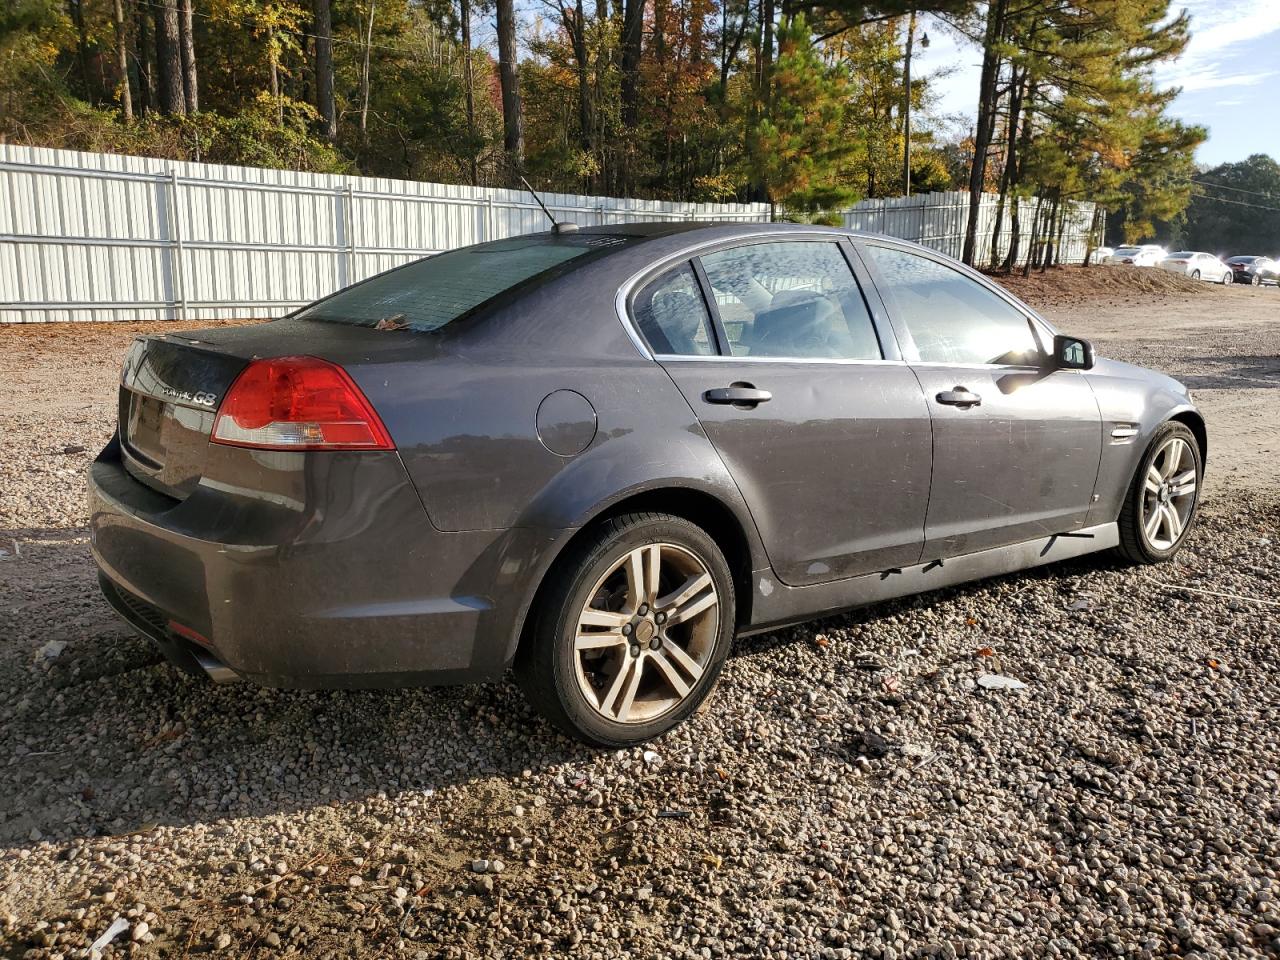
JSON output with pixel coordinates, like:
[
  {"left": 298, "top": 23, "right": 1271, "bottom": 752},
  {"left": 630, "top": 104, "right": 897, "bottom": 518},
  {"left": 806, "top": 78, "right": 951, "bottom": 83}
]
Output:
[{"left": 192, "top": 649, "right": 240, "bottom": 684}]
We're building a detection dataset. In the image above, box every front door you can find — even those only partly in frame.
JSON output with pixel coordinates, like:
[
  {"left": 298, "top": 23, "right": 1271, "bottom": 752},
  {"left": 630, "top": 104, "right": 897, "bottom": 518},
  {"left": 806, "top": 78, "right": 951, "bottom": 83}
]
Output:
[
  {"left": 630, "top": 238, "right": 933, "bottom": 586},
  {"left": 857, "top": 241, "right": 1103, "bottom": 557}
]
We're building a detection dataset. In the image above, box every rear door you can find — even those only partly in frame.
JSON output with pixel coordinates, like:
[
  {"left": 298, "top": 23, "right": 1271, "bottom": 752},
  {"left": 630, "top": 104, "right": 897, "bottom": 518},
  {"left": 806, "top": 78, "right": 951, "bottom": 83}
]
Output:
[
  {"left": 630, "top": 237, "right": 933, "bottom": 586},
  {"left": 856, "top": 241, "right": 1103, "bottom": 558}
]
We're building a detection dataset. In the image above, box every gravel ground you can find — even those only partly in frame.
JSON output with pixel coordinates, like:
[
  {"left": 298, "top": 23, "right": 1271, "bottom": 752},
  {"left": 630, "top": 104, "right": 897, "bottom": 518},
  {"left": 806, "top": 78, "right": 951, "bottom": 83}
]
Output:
[{"left": 1, "top": 273, "right": 1278, "bottom": 959}]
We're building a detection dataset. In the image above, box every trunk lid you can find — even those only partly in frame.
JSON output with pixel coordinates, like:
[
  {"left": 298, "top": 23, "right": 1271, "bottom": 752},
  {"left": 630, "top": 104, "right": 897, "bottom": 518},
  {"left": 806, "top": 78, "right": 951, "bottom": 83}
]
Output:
[
  {"left": 117, "top": 317, "right": 437, "bottom": 501},
  {"left": 118, "top": 337, "right": 249, "bottom": 500}
]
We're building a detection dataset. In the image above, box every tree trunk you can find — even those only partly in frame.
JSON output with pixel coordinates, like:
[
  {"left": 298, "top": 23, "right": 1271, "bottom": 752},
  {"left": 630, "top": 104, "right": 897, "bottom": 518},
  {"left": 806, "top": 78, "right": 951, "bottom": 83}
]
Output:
[
  {"left": 496, "top": 0, "right": 524, "bottom": 175},
  {"left": 568, "top": 0, "right": 591, "bottom": 154},
  {"left": 961, "top": 0, "right": 1006, "bottom": 265},
  {"left": 154, "top": 0, "right": 186, "bottom": 116},
  {"left": 760, "top": 0, "right": 774, "bottom": 99},
  {"left": 1022, "top": 197, "right": 1044, "bottom": 278},
  {"left": 620, "top": 0, "right": 643, "bottom": 126},
  {"left": 901, "top": 8, "right": 915, "bottom": 197},
  {"left": 135, "top": 0, "right": 155, "bottom": 114},
  {"left": 69, "top": 0, "right": 93, "bottom": 101},
  {"left": 988, "top": 65, "right": 1023, "bottom": 269},
  {"left": 179, "top": 0, "right": 198, "bottom": 112},
  {"left": 114, "top": 0, "right": 134, "bottom": 121},
  {"left": 359, "top": 0, "right": 376, "bottom": 144},
  {"left": 314, "top": 0, "right": 337, "bottom": 140},
  {"left": 459, "top": 0, "right": 476, "bottom": 182},
  {"left": 1000, "top": 81, "right": 1036, "bottom": 272}
]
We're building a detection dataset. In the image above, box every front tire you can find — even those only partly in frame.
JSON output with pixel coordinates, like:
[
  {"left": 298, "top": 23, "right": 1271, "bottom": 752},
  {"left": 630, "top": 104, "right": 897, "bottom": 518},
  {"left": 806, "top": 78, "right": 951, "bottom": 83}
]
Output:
[
  {"left": 515, "top": 513, "right": 735, "bottom": 747},
  {"left": 1191, "top": 269, "right": 1201, "bottom": 280},
  {"left": 1114, "top": 422, "right": 1202, "bottom": 564}
]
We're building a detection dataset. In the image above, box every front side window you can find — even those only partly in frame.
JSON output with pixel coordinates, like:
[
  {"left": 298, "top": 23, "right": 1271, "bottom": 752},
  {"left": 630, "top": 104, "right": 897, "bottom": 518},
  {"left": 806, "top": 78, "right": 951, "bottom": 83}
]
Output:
[
  {"left": 863, "top": 245, "right": 1041, "bottom": 366},
  {"left": 632, "top": 264, "right": 718, "bottom": 356},
  {"left": 697, "top": 241, "right": 881, "bottom": 360}
]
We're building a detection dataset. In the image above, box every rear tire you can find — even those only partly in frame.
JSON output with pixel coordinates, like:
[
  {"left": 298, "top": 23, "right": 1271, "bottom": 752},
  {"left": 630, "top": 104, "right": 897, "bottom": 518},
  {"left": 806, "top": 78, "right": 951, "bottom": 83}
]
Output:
[
  {"left": 1191, "top": 269, "right": 1201, "bottom": 280},
  {"left": 515, "top": 513, "right": 735, "bottom": 747},
  {"left": 1114, "top": 421, "right": 1202, "bottom": 565}
]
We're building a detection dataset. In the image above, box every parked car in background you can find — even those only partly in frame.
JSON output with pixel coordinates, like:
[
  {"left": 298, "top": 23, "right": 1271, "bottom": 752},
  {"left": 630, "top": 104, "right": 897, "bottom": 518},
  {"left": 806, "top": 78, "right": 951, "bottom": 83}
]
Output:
[
  {"left": 1090, "top": 246, "right": 1114, "bottom": 264},
  {"left": 87, "top": 223, "right": 1207, "bottom": 746},
  {"left": 1104, "top": 245, "right": 1167, "bottom": 267},
  {"left": 1225, "top": 256, "right": 1278, "bottom": 286},
  {"left": 1159, "top": 252, "right": 1233, "bottom": 284}
]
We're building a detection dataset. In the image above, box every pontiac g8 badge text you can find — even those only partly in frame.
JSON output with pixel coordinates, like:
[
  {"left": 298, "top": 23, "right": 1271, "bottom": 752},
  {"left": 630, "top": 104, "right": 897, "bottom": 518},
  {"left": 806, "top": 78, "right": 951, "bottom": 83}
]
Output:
[{"left": 162, "top": 386, "right": 218, "bottom": 407}]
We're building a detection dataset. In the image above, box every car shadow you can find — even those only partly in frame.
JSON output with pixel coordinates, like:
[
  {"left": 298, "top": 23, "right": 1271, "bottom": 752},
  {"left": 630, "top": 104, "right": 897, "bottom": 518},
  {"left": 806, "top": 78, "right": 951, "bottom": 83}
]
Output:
[
  {"left": 0, "top": 527, "right": 588, "bottom": 850},
  {"left": 0, "top": 525, "right": 1128, "bottom": 852}
]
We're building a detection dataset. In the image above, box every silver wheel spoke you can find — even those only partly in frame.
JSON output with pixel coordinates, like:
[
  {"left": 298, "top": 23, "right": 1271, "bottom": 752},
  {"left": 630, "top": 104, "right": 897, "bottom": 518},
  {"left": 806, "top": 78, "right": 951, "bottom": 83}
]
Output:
[
  {"left": 661, "top": 639, "right": 705, "bottom": 683},
  {"left": 1161, "top": 440, "right": 1185, "bottom": 479},
  {"left": 599, "top": 658, "right": 636, "bottom": 716},
  {"left": 1169, "top": 470, "right": 1197, "bottom": 498},
  {"left": 579, "top": 608, "right": 631, "bottom": 629},
  {"left": 1144, "top": 466, "right": 1163, "bottom": 495},
  {"left": 649, "top": 651, "right": 691, "bottom": 697},
  {"left": 624, "top": 549, "right": 647, "bottom": 611},
  {"left": 657, "top": 572, "right": 712, "bottom": 612},
  {"left": 644, "top": 545, "right": 661, "bottom": 605},
  {"left": 575, "top": 630, "right": 627, "bottom": 651},
  {"left": 1164, "top": 504, "right": 1183, "bottom": 541},
  {"left": 615, "top": 659, "right": 645, "bottom": 722},
  {"left": 1145, "top": 505, "right": 1163, "bottom": 540},
  {"left": 666, "top": 590, "right": 717, "bottom": 626}
]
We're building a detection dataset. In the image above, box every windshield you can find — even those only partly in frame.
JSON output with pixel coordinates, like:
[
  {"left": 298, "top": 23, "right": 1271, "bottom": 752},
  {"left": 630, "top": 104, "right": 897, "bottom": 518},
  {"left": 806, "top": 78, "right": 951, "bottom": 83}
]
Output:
[{"left": 295, "top": 233, "right": 635, "bottom": 331}]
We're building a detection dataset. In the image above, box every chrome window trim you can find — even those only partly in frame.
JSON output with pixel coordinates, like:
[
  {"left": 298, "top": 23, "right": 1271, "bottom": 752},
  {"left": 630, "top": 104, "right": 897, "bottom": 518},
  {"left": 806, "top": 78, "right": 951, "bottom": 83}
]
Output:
[{"left": 652, "top": 354, "right": 905, "bottom": 366}]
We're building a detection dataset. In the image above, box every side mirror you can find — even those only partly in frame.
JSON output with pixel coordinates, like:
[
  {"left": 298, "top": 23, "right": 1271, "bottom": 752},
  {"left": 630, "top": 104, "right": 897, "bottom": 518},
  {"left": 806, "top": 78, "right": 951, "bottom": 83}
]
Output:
[{"left": 1053, "top": 334, "right": 1094, "bottom": 371}]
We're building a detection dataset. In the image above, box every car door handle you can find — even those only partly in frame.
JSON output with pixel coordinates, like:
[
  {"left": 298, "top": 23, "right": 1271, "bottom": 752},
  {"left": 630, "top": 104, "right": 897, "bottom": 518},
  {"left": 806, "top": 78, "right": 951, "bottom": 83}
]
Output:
[
  {"left": 936, "top": 386, "right": 982, "bottom": 408},
  {"left": 704, "top": 384, "right": 772, "bottom": 407}
]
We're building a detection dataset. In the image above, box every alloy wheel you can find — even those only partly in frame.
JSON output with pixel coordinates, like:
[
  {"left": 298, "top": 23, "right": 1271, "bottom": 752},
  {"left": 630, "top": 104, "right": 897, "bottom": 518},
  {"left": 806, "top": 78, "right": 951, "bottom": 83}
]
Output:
[
  {"left": 1141, "top": 437, "right": 1197, "bottom": 550},
  {"left": 572, "top": 542, "right": 719, "bottom": 724}
]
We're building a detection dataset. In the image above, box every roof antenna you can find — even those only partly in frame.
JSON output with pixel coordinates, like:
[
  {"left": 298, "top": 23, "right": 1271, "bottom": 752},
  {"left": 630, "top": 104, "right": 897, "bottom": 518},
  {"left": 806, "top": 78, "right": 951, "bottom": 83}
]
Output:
[{"left": 520, "top": 175, "right": 579, "bottom": 235}]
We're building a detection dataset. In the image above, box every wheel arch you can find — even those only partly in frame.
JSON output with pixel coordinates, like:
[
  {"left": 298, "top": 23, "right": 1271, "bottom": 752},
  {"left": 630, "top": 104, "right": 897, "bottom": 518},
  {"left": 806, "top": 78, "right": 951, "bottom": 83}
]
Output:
[
  {"left": 506, "top": 484, "right": 761, "bottom": 668},
  {"left": 1169, "top": 409, "right": 1208, "bottom": 466}
]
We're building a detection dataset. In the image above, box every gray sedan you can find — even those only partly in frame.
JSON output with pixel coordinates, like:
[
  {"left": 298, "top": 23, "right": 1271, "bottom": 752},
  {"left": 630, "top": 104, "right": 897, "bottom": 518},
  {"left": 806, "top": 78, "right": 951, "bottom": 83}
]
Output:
[{"left": 89, "top": 223, "right": 1205, "bottom": 745}]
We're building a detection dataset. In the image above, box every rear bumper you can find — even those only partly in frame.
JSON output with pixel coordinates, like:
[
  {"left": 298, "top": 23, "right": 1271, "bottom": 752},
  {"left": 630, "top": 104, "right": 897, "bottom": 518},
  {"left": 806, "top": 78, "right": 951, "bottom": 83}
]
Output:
[{"left": 88, "top": 437, "right": 533, "bottom": 688}]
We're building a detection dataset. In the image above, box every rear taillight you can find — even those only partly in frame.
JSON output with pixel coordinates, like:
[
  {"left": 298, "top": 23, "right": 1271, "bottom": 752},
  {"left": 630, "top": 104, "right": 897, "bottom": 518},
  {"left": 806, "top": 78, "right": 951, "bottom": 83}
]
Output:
[{"left": 211, "top": 356, "right": 394, "bottom": 451}]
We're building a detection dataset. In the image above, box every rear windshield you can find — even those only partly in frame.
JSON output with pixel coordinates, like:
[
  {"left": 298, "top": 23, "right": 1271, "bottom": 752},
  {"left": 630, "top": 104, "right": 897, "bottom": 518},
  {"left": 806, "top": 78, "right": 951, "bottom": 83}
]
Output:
[
  {"left": 295, "top": 233, "right": 635, "bottom": 332},
  {"left": 1228, "top": 256, "right": 1256, "bottom": 263}
]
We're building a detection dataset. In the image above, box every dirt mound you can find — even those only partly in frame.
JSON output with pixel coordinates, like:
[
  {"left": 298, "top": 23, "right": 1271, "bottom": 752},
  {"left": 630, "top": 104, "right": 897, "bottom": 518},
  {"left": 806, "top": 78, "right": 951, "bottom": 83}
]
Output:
[{"left": 991, "top": 264, "right": 1210, "bottom": 308}]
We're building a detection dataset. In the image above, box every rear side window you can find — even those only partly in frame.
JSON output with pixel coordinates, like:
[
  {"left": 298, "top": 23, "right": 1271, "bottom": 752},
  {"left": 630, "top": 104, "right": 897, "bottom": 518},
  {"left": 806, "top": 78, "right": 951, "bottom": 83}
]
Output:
[
  {"left": 632, "top": 265, "right": 718, "bottom": 356},
  {"left": 295, "top": 235, "right": 631, "bottom": 332},
  {"left": 864, "top": 245, "right": 1041, "bottom": 366},
  {"left": 697, "top": 241, "right": 881, "bottom": 360}
]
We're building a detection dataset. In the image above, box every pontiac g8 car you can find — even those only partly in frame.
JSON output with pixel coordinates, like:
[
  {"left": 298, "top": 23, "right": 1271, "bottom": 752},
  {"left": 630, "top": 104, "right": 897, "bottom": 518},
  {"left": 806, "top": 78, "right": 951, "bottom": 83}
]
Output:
[{"left": 90, "top": 224, "right": 1205, "bottom": 745}]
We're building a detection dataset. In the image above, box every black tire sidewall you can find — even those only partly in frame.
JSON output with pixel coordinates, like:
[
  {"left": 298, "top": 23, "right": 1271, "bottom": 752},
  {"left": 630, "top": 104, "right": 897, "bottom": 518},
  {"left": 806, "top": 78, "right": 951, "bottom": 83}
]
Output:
[
  {"left": 536, "top": 515, "right": 735, "bottom": 747},
  {"left": 1127, "top": 423, "right": 1203, "bottom": 562}
]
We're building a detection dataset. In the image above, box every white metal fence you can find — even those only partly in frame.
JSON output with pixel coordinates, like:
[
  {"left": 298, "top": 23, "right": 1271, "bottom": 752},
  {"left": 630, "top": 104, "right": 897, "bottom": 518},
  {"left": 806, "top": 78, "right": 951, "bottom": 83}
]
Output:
[{"left": 0, "top": 144, "right": 1097, "bottom": 323}]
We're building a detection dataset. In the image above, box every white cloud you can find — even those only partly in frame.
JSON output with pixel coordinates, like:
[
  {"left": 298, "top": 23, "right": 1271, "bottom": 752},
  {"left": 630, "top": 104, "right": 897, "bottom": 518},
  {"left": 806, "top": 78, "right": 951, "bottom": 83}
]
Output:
[{"left": 1158, "top": 0, "right": 1280, "bottom": 92}]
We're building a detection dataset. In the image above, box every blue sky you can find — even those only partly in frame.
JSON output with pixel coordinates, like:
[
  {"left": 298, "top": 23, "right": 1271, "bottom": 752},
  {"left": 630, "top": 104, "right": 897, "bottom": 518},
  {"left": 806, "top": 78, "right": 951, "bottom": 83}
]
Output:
[{"left": 923, "top": 0, "right": 1280, "bottom": 167}]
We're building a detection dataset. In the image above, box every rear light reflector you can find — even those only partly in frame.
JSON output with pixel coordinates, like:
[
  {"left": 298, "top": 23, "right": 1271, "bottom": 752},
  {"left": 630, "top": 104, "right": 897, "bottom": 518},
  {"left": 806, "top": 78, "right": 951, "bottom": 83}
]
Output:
[
  {"left": 168, "top": 619, "right": 211, "bottom": 648},
  {"left": 212, "top": 356, "right": 394, "bottom": 451}
]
